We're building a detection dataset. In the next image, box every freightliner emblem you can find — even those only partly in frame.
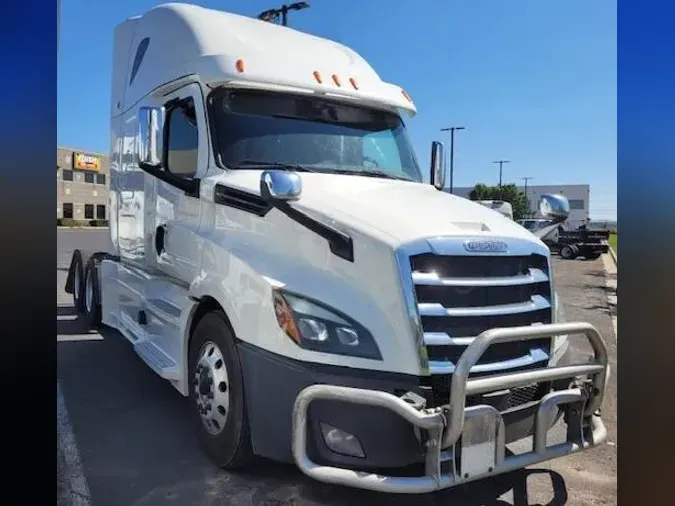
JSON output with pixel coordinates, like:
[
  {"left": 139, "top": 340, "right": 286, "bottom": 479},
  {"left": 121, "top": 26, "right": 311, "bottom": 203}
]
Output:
[{"left": 463, "top": 239, "right": 509, "bottom": 253}]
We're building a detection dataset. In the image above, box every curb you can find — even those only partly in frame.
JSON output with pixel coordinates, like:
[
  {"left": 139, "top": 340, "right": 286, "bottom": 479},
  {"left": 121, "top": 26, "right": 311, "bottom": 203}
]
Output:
[{"left": 609, "top": 247, "right": 617, "bottom": 266}]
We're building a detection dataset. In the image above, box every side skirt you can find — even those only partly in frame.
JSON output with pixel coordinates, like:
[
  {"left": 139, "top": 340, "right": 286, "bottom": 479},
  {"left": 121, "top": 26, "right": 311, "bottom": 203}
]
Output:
[{"left": 99, "top": 259, "right": 198, "bottom": 395}]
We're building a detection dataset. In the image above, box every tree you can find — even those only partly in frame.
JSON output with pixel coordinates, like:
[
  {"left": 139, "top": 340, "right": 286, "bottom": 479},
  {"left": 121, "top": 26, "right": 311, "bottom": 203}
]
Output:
[{"left": 468, "top": 183, "right": 530, "bottom": 220}]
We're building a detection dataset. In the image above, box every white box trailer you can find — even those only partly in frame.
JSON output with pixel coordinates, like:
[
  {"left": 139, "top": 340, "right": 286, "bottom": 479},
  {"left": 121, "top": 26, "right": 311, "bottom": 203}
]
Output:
[{"left": 64, "top": 3, "right": 608, "bottom": 493}]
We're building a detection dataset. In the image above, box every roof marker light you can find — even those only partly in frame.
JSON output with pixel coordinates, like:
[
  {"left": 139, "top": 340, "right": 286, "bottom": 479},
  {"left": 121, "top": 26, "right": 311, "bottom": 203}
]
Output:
[
  {"left": 349, "top": 77, "right": 359, "bottom": 90},
  {"left": 313, "top": 71, "right": 323, "bottom": 84},
  {"left": 235, "top": 59, "right": 245, "bottom": 73},
  {"left": 332, "top": 74, "right": 341, "bottom": 87},
  {"left": 401, "top": 89, "right": 412, "bottom": 103}
]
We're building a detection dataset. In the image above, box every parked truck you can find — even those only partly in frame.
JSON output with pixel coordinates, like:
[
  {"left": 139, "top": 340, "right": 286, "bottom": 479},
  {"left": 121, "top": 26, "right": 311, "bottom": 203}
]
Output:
[
  {"left": 518, "top": 218, "right": 610, "bottom": 260},
  {"left": 65, "top": 3, "right": 608, "bottom": 494}
]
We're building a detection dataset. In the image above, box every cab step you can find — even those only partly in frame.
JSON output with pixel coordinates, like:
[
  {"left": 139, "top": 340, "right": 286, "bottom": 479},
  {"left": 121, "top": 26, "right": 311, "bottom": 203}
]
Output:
[{"left": 134, "top": 340, "right": 179, "bottom": 380}]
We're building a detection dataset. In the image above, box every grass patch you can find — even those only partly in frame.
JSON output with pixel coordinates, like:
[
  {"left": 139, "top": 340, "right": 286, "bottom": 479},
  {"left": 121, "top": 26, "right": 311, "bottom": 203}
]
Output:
[{"left": 609, "top": 233, "right": 617, "bottom": 254}]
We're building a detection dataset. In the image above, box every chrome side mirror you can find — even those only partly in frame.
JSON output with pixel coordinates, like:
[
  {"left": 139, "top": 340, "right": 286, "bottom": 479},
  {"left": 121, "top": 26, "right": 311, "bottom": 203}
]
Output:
[
  {"left": 137, "top": 106, "right": 164, "bottom": 167},
  {"left": 260, "top": 170, "right": 302, "bottom": 202},
  {"left": 430, "top": 141, "right": 445, "bottom": 190},
  {"left": 538, "top": 193, "right": 570, "bottom": 223}
]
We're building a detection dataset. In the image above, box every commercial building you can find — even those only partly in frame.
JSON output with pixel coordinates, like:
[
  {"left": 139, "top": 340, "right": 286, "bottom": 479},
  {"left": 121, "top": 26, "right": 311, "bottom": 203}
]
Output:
[
  {"left": 57, "top": 147, "right": 110, "bottom": 222},
  {"left": 448, "top": 184, "right": 590, "bottom": 229}
]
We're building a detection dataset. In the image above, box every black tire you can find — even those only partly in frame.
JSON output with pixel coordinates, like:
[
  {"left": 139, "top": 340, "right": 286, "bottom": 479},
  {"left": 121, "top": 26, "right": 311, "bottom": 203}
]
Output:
[
  {"left": 71, "top": 254, "right": 86, "bottom": 313},
  {"left": 585, "top": 252, "right": 601, "bottom": 260},
  {"left": 560, "top": 245, "right": 575, "bottom": 260},
  {"left": 570, "top": 245, "right": 580, "bottom": 258},
  {"left": 188, "top": 310, "right": 255, "bottom": 469},
  {"left": 81, "top": 259, "right": 102, "bottom": 328}
]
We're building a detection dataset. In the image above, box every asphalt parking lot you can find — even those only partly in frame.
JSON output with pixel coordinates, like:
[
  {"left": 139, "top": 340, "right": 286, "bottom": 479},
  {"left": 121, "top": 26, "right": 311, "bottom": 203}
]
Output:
[{"left": 57, "top": 228, "right": 617, "bottom": 506}]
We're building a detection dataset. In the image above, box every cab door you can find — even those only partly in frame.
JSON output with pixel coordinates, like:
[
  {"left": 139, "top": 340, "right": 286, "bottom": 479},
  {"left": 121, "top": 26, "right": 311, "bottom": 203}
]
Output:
[{"left": 149, "top": 83, "right": 208, "bottom": 284}]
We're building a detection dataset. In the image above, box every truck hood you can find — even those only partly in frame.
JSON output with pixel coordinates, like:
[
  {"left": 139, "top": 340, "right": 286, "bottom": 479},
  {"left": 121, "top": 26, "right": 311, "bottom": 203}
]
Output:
[{"left": 214, "top": 171, "right": 544, "bottom": 248}]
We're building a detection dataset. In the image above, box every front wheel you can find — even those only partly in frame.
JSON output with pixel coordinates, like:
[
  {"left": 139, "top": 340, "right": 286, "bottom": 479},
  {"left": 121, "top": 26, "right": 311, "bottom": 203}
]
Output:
[
  {"left": 560, "top": 245, "right": 576, "bottom": 260},
  {"left": 188, "top": 311, "right": 255, "bottom": 469}
]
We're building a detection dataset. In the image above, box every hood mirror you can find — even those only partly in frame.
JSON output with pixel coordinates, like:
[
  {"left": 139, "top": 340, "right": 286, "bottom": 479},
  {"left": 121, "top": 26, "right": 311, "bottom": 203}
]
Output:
[
  {"left": 260, "top": 170, "right": 302, "bottom": 202},
  {"left": 430, "top": 141, "right": 445, "bottom": 191},
  {"left": 538, "top": 193, "right": 570, "bottom": 224}
]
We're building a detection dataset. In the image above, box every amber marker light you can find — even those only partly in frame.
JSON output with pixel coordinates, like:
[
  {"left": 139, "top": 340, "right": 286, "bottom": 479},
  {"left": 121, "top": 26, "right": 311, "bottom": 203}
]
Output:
[{"left": 273, "top": 291, "right": 302, "bottom": 344}]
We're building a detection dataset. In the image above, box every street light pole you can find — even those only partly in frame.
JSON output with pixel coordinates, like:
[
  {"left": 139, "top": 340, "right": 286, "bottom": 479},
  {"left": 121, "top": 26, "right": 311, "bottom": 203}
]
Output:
[
  {"left": 493, "top": 159, "right": 510, "bottom": 199},
  {"left": 521, "top": 176, "right": 533, "bottom": 217},
  {"left": 440, "top": 126, "right": 465, "bottom": 194},
  {"left": 258, "top": 2, "right": 310, "bottom": 26}
]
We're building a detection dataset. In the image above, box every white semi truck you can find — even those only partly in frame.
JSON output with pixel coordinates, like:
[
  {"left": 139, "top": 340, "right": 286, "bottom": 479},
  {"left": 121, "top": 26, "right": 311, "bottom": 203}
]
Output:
[{"left": 65, "top": 3, "right": 609, "bottom": 494}]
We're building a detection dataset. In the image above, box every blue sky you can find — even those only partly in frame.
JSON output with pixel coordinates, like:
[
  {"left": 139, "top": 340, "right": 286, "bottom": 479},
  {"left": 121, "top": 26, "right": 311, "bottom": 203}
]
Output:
[{"left": 57, "top": 0, "right": 616, "bottom": 220}]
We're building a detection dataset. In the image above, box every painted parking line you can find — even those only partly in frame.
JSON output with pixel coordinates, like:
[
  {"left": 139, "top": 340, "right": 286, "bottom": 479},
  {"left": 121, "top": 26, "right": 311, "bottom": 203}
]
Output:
[
  {"left": 57, "top": 382, "right": 92, "bottom": 506},
  {"left": 58, "top": 334, "right": 104, "bottom": 342},
  {"left": 601, "top": 253, "right": 617, "bottom": 339}
]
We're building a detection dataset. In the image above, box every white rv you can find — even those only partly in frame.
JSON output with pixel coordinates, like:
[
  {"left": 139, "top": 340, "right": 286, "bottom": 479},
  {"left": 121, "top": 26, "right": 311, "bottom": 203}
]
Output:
[
  {"left": 475, "top": 200, "right": 514, "bottom": 220},
  {"left": 66, "top": 3, "right": 608, "bottom": 494}
]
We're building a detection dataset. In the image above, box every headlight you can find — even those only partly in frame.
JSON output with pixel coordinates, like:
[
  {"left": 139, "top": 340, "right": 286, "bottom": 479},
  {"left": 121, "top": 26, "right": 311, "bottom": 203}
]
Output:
[{"left": 272, "top": 290, "right": 382, "bottom": 360}]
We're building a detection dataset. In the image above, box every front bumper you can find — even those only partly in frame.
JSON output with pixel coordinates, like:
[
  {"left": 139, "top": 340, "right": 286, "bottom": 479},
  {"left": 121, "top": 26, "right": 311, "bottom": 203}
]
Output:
[{"left": 291, "top": 322, "right": 608, "bottom": 493}]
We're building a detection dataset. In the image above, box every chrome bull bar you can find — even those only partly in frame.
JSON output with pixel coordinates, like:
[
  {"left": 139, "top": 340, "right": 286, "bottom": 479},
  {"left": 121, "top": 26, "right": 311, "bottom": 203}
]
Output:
[{"left": 291, "top": 322, "right": 609, "bottom": 493}]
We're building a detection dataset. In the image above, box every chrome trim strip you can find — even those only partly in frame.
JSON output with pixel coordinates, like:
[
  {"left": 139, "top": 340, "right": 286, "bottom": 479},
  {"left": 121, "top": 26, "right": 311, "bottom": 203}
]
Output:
[
  {"left": 425, "top": 236, "right": 550, "bottom": 257},
  {"left": 428, "top": 347, "right": 549, "bottom": 375},
  {"left": 394, "top": 248, "right": 429, "bottom": 375},
  {"left": 418, "top": 294, "right": 551, "bottom": 318},
  {"left": 423, "top": 332, "right": 475, "bottom": 346},
  {"left": 412, "top": 268, "right": 548, "bottom": 287}
]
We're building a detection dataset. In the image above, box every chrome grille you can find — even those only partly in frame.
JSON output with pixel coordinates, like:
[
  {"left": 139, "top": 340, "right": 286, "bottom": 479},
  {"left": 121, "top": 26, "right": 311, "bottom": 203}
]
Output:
[{"left": 410, "top": 253, "right": 553, "bottom": 376}]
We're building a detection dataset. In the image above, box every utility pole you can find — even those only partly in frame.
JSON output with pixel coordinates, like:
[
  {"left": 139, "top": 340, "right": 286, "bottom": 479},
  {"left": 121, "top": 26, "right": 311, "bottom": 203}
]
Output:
[
  {"left": 521, "top": 176, "right": 533, "bottom": 217},
  {"left": 258, "top": 2, "right": 310, "bottom": 26},
  {"left": 493, "top": 160, "right": 510, "bottom": 199},
  {"left": 440, "top": 126, "right": 465, "bottom": 194}
]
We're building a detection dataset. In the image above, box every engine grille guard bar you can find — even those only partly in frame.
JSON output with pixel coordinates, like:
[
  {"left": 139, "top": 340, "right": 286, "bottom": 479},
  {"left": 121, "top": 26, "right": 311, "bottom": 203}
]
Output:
[{"left": 291, "top": 322, "right": 609, "bottom": 494}]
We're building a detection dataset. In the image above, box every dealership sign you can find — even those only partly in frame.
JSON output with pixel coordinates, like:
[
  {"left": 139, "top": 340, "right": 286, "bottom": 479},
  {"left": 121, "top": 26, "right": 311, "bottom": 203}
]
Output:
[{"left": 73, "top": 152, "right": 100, "bottom": 171}]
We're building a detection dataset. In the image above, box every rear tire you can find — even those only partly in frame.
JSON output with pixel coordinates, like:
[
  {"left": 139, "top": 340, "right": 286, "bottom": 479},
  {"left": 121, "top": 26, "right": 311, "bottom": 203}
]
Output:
[
  {"left": 585, "top": 252, "right": 601, "bottom": 260},
  {"left": 81, "top": 259, "right": 102, "bottom": 328},
  {"left": 560, "top": 245, "right": 575, "bottom": 260},
  {"left": 188, "top": 310, "right": 255, "bottom": 469},
  {"left": 72, "top": 254, "right": 86, "bottom": 312}
]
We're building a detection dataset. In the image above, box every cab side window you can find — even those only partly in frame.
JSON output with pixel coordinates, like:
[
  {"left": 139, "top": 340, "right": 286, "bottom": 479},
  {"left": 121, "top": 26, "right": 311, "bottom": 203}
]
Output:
[{"left": 165, "top": 98, "right": 199, "bottom": 179}]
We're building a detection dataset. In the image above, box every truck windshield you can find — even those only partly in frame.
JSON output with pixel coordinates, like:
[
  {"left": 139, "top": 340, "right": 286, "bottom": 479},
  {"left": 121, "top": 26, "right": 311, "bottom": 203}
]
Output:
[{"left": 209, "top": 89, "right": 423, "bottom": 182}]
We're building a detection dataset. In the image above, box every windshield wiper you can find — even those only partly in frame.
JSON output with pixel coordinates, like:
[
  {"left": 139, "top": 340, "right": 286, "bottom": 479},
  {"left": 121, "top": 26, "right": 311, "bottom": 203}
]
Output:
[
  {"left": 229, "top": 160, "right": 319, "bottom": 172},
  {"left": 231, "top": 161, "right": 412, "bottom": 181},
  {"left": 328, "top": 168, "right": 412, "bottom": 181}
]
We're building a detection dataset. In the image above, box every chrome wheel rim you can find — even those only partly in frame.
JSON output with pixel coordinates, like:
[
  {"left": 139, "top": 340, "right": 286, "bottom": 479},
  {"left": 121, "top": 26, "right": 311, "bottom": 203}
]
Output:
[
  {"left": 85, "top": 271, "right": 94, "bottom": 313},
  {"left": 193, "top": 341, "right": 230, "bottom": 435}
]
